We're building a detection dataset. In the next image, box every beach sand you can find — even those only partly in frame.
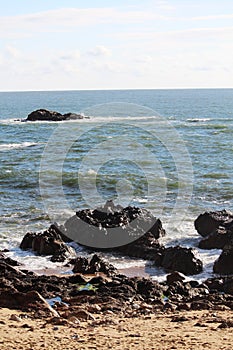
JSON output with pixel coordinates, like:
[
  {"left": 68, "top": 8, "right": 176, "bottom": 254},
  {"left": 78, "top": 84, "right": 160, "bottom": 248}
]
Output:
[{"left": 0, "top": 308, "right": 232, "bottom": 350}]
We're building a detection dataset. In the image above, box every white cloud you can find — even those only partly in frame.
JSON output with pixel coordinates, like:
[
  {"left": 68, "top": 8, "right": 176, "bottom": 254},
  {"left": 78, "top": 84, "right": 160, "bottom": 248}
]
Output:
[
  {"left": 59, "top": 50, "right": 81, "bottom": 61},
  {"left": 114, "top": 26, "right": 233, "bottom": 46},
  {"left": 192, "top": 14, "right": 233, "bottom": 21},
  {"left": 87, "top": 45, "right": 111, "bottom": 57},
  {"left": 5, "top": 45, "right": 22, "bottom": 59},
  {"left": 0, "top": 7, "right": 171, "bottom": 38}
]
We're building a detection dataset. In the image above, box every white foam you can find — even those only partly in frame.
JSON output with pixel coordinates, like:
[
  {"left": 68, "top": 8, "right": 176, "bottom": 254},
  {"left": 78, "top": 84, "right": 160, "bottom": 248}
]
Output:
[
  {"left": 186, "top": 118, "right": 211, "bottom": 123},
  {"left": 0, "top": 142, "right": 39, "bottom": 151}
]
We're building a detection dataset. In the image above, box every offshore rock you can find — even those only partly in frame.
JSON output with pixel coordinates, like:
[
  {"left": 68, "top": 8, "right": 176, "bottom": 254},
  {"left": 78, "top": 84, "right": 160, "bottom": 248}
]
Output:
[
  {"left": 161, "top": 246, "right": 203, "bottom": 275},
  {"left": 25, "top": 109, "right": 84, "bottom": 122},
  {"left": 194, "top": 210, "right": 233, "bottom": 237}
]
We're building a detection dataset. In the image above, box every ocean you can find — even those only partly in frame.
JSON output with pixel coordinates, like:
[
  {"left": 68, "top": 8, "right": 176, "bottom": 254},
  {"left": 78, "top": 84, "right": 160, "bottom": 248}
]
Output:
[{"left": 1, "top": 88, "right": 233, "bottom": 280}]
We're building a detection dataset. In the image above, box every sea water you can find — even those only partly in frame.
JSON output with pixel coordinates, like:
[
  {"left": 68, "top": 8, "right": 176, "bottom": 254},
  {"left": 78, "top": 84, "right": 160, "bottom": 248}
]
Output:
[{"left": 1, "top": 89, "right": 233, "bottom": 280}]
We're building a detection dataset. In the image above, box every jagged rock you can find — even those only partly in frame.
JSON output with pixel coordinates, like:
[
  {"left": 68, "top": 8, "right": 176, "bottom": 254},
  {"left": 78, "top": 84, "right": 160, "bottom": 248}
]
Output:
[
  {"left": 166, "top": 271, "right": 186, "bottom": 285},
  {"left": 213, "top": 247, "right": 233, "bottom": 275},
  {"left": 0, "top": 290, "right": 59, "bottom": 316},
  {"left": 198, "top": 227, "right": 233, "bottom": 249},
  {"left": 72, "top": 254, "right": 117, "bottom": 277},
  {"left": 25, "top": 109, "right": 84, "bottom": 122},
  {"left": 194, "top": 210, "right": 233, "bottom": 237},
  {"left": 0, "top": 252, "right": 21, "bottom": 267},
  {"left": 161, "top": 246, "right": 203, "bottom": 275},
  {"left": 63, "top": 201, "right": 165, "bottom": 252},
  {"left": 62, "top": 112, "right": 84, "bottom": 120},
  {"left": 20, "top": 226, "right": 75, "bottom": 262},
  {"left": 26, "top": 109, "right": 63, "bottom": 121}
]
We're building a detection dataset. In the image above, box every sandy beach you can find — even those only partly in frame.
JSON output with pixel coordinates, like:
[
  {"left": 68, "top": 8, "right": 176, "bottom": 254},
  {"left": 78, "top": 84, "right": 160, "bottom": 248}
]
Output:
[{"left": 0, "top": 308, "right": 232, "bottom": 350}]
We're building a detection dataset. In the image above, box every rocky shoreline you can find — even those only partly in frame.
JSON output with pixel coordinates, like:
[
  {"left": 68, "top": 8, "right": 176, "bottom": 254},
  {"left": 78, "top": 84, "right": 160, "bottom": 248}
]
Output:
[{"left": 1, "top": 205, "right": 233, "bottom": 321}]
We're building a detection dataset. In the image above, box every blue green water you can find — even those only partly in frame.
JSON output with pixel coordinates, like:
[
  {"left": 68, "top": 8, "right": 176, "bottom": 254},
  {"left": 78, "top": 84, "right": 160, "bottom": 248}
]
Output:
[{"left": 1, "top": 89, "right": 233, "bottom": 278}]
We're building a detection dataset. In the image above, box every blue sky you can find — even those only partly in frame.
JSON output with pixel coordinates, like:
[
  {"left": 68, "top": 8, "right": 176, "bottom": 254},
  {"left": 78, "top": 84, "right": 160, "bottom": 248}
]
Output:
[{"left": 0, "top": 0, "right": 233, "bottom": 91}]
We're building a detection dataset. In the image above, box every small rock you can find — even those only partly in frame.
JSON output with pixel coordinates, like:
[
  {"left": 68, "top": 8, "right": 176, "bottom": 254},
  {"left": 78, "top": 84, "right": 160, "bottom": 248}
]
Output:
[{"left": 10, "top": 314, "right": 21, "bottom": 322}]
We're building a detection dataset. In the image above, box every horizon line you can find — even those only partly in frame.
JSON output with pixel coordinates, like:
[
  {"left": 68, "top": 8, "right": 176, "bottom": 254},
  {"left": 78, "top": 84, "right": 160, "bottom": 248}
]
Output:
[{"left": 0, "top": 87, "right": 233, "bottom": 93}]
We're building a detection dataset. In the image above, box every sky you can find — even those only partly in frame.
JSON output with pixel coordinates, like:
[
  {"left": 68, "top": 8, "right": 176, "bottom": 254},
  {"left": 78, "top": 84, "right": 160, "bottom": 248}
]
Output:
[{"left": 0, "top": 0, "right": 233, "bottom": 91}]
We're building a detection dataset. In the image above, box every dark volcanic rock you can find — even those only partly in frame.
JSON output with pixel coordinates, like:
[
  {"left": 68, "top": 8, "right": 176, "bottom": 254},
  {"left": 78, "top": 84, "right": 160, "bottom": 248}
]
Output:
[
  {"left": 198, "top": 228, "right": 233, "bottom": 250},
  {"left": 25, "top": 109, "right": 84, "bottom": 122},
  {"left": 0, "top": 252, "right": 21, "bottom": 267},
  {"left": 161, "top": 246, "right": 203, "bottom": 275},
  {"left": 63, "top": 201, "right": 165, "bottom": 253},
  {"left": 194, "top": 210, "right": 233, "bottom": 237},
  {"left": 72, "top": 254, "right": 117, "bottom": 277},
  {"left": 117, "top": 231, "right": 165, "bottom": 264},
  {"left": 166, "top": 271, "right": 186, "bottom": 285},
  {"left": 20, "top": 226, "right": 75, "bottom": 262},
  {"left": 0, "top": 290, "right": 58, "bottom": 315},
  {"left": 0, "top": 253, "right": 24, "bottom": 281},
  {"left": 213, "top": 247, "right": 233, "bottom": 275},
  {"left": 26, "top": 109, "right": 63, "bottom": 121},
  {"left": 62, "top": 112, "right": 84, "bottom": 120}
]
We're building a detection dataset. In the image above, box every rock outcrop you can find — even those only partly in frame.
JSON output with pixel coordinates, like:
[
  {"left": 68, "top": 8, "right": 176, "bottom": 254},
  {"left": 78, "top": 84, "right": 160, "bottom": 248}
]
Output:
[
  {"left": 161, "top": 246, "right": 203, "bottom": 275},
  {"left": 195, "top": 209, "right": 233, "bottom": 274},
  {"left": 25, "top": 109, "right": 85, "bottom": 122},
  {"left": 63, "top": 201, "right": 165, "bottom": 250},
  {"left": 20, "top": 225, "right": 75, "bottom": 262},
  {"left": 194, "top": 210, "right": 233, "bottom": 237},
  {"left": 213, "top": 247, "right": 233, "bottom": 275},
  {"left": 72, "top": 254, "right": 117, "bottom": 277}
]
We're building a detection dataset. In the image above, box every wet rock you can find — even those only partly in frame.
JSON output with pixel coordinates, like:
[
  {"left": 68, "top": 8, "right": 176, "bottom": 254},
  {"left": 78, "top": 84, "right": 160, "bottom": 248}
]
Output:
[
  {"left": 72, "top": 254, "right": 117, "bottom": 277},
  {"left": 166, "top": 271, "right": 186, "bottom": 285},
  {"left": 25, "top": 109, "right": 84, "bottom": 122},
  {"left": 26, "top": 109, "right": 63, "bottom": 121},
  {"left": 20, "top": 226, "right": 75, "bottom": 262},
  {"left": 161, "top": 246, "right": 203, "bottom": 275},
  {"left": 213, "top": 247, "right": 233, "bottom": 275},
  {"left": 62, "top": 112, "right": 84, "bottom": 120},
  {"left": 0, "top": 252, "right": 21, "bottom": 267},
  {"left": 198, "top": 227, "right": 232, "bottom": 249},
  {"left": 117, "top": 232, "right": 165, "bottom": 262},
  {"left": 194, "top": 210, "right": 233, "bottom": 237},
  {"left": 63, "top": 201, "right": 165, "bottom": 257},
  {"left": 0, "top": 260, "right": 25, "bottom": 278}
]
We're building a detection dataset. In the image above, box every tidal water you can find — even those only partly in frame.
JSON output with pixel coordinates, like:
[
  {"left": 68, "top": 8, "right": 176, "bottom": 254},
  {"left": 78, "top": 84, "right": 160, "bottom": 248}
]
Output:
[{"left": 1, "top": 89, "right": 233, "bottom": 280}]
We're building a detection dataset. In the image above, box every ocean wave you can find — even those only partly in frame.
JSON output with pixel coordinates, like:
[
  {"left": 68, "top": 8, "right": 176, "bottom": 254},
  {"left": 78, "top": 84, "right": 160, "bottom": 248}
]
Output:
[
  {"left": 0, "top": 115, "right": 159, "bottom": 125},
  {"left": 186, "top": 118, "right": 211, "bottom": 123},
  {"left": 0, "top": 142, "right": 39, "bottom": 151}
]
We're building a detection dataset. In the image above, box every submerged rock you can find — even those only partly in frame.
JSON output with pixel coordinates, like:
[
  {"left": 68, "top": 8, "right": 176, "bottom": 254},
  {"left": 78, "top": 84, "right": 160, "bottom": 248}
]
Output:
[{"left": 25, "top": 109, "right": 85, "bottom": 122}]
